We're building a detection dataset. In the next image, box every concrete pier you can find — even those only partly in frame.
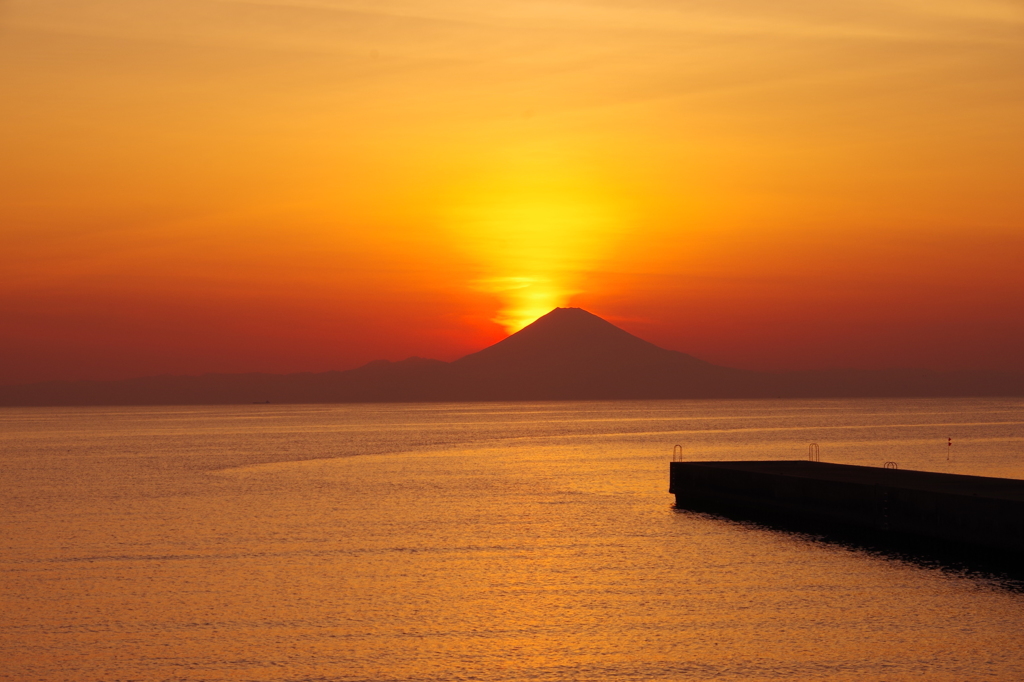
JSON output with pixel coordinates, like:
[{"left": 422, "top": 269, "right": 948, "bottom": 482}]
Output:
[{"left": 670, "top": 461, "right": 1024, "bottom": 554}]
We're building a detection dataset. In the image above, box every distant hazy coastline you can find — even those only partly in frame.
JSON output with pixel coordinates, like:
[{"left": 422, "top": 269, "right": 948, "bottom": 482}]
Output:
[{"left": 3, "top": 309, "right": 1021, "bottom": 406}]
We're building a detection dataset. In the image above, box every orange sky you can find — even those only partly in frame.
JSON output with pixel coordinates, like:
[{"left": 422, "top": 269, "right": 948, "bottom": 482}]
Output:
[{"left": 2, "top": 0, "right": 1023, "bottom": 384}]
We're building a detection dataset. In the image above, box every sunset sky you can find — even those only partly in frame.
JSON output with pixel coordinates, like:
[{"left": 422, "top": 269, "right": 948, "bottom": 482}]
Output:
[{"left": 2, "top": 0, "right": 1023, "bottom": 384}]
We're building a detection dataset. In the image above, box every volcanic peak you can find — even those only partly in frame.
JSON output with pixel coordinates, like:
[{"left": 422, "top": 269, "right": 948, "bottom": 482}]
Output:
[{"left": 453, "top": 306, "right": 703, "bottom": 370}]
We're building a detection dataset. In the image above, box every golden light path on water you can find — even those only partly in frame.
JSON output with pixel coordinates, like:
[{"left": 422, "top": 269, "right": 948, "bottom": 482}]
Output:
[{"left": 3, "top": 399, "right": 1024, "bottom": 680}]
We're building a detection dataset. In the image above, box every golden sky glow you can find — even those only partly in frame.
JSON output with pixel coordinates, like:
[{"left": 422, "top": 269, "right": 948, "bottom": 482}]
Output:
[{"left": 1, "top": 0, "right": 1023, "bottom": 382}]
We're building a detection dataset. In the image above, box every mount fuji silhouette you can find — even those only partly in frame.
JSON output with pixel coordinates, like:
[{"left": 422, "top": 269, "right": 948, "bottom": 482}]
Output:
[
  {"left": 1, "top": 307, "right": 1021, "bottom": 405},
  {"left": 448, "top": 307, "right": 754, "bottom": 399}
]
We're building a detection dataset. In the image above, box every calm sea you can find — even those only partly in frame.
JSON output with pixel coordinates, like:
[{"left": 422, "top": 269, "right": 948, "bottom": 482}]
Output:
[{"left": 2, "top": 398, "right": 1024, "bottom": 681}]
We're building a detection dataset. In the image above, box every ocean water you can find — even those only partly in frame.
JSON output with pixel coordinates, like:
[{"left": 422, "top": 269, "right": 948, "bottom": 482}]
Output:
[{"left": 2, "top": 398, "right": 1024, "bottom": 681}]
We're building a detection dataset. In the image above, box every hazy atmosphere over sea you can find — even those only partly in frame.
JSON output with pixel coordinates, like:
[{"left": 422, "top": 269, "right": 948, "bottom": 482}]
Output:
[
  {"left": 2, "top": 0, "right": 1023, "bottom": 386},
  {"left": 3, "top": 1, "right": 1023, "bottom": 679}
]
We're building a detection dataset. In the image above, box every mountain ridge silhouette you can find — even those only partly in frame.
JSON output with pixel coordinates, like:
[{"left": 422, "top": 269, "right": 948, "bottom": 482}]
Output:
[{"left": 1, "top": 307, "right": 1021, "bottom": 405}]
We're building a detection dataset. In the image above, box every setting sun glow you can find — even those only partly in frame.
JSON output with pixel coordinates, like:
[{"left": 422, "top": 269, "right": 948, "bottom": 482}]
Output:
[
  {"left": 1, "top": 0, "right": 1022, "bottom": 383},
  {"left": 449, "top": 176, "right": 624, "bottom": 331}
]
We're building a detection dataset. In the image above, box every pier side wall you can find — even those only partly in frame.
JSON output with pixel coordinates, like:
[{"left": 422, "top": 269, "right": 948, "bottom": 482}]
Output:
[{"left": 670, "top": 461, "right": 1024, "bottom": 553}]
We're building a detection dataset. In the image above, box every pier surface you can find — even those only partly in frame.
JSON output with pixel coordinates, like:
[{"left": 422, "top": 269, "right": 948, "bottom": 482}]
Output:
[{"left": 670, "top": 461, "right": 1024, "bottom": 553}]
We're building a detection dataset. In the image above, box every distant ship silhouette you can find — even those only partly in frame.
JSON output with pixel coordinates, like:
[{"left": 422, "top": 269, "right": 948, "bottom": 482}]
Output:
[{"left": 1, "top": 307, "right": 1021, "bottom": 405}]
